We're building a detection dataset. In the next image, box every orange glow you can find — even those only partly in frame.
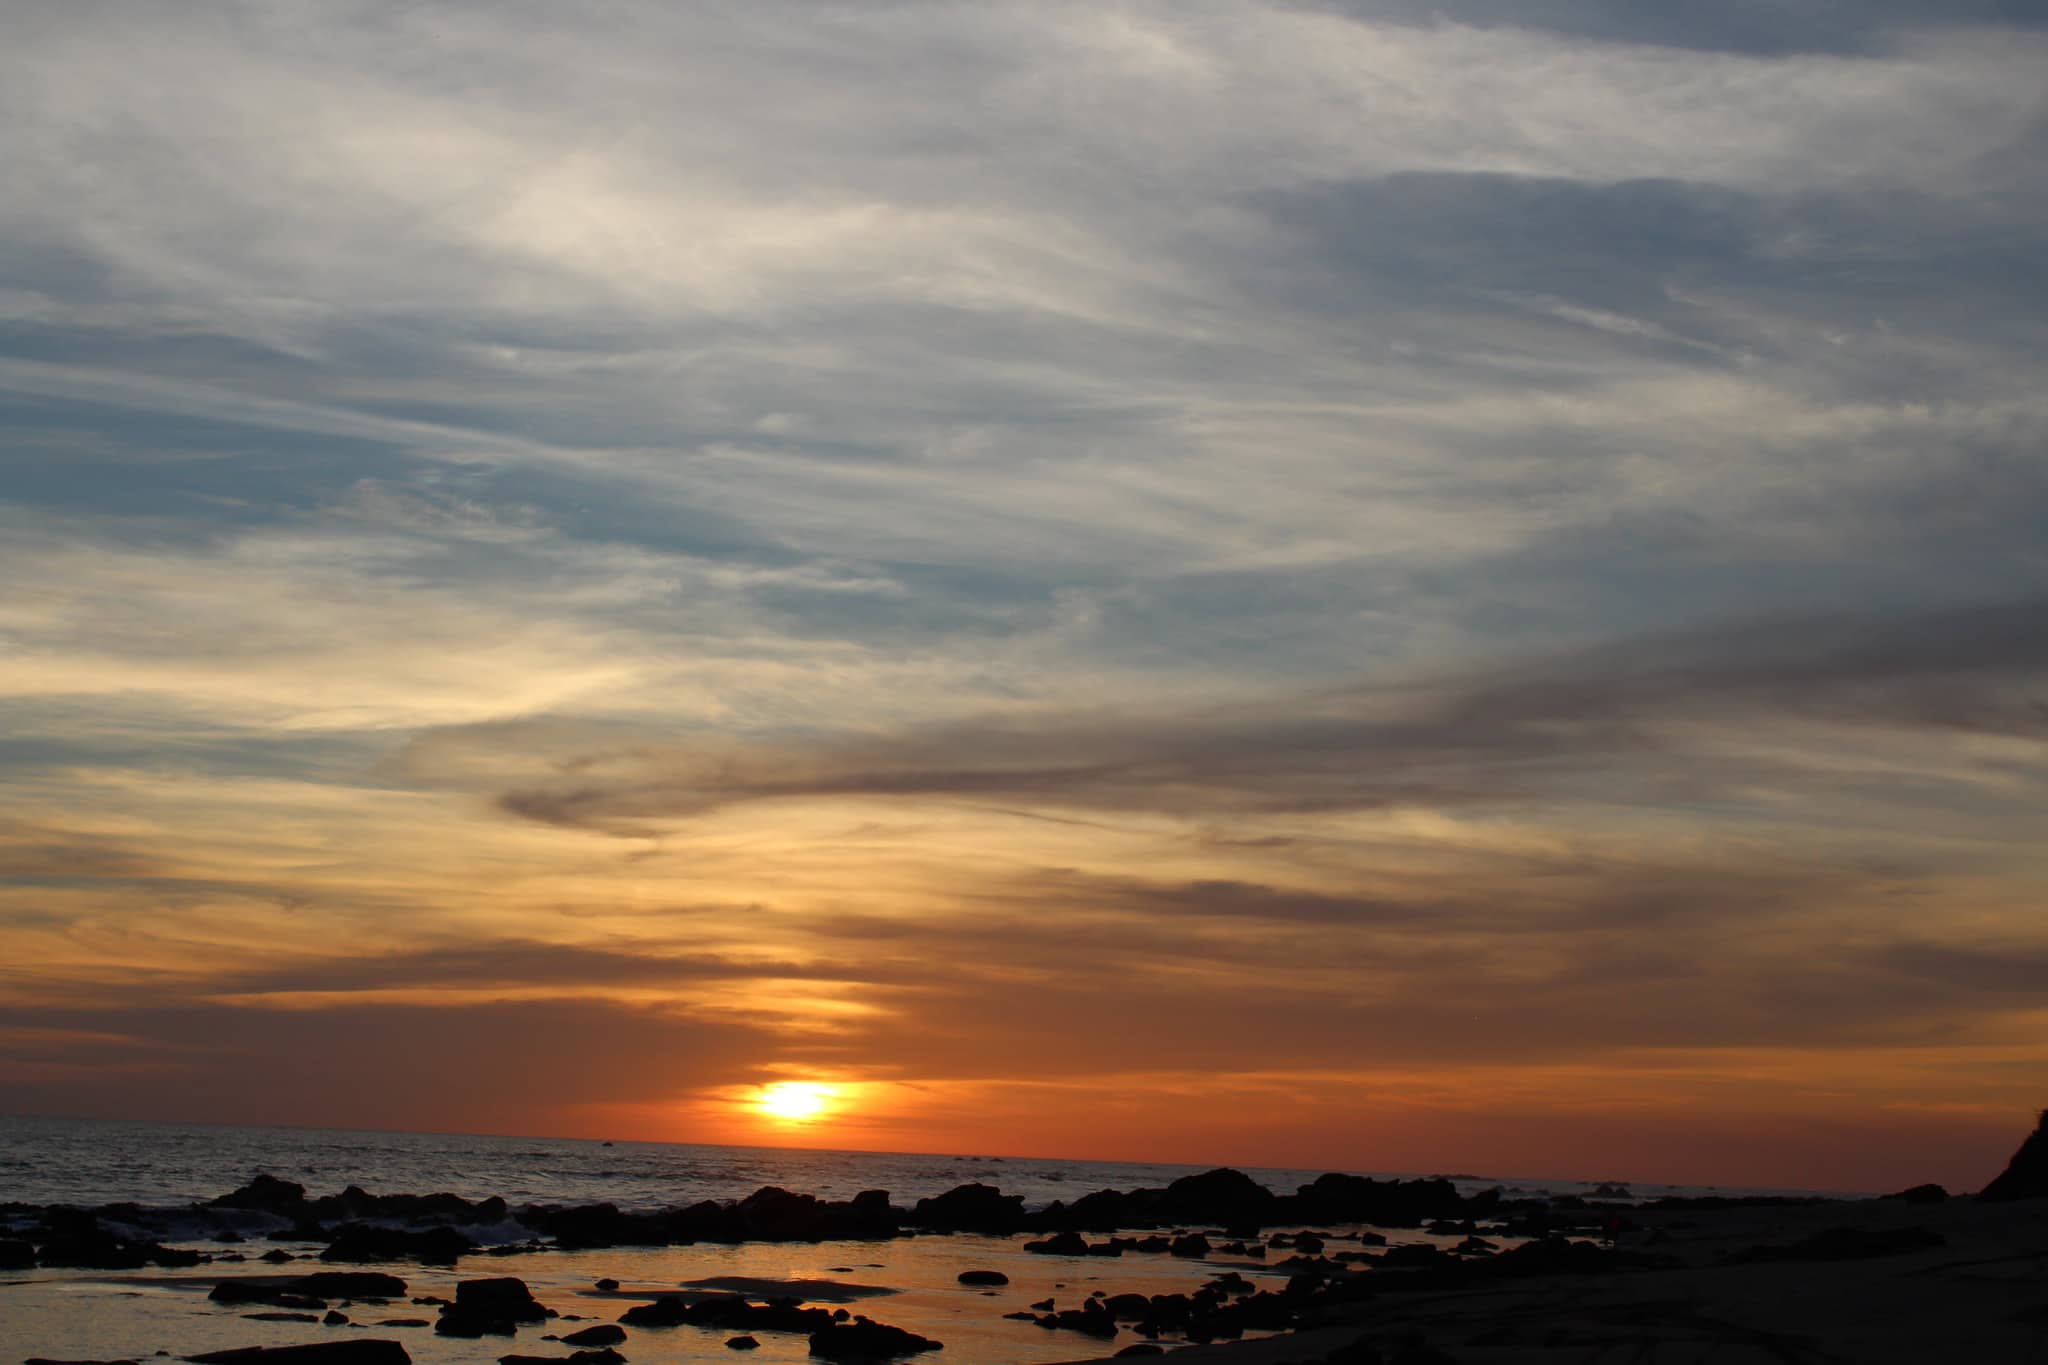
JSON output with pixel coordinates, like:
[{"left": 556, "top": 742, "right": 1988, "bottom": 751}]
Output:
[{"left": 754, "top": 1081, "right": 838, "bottom": 1124}]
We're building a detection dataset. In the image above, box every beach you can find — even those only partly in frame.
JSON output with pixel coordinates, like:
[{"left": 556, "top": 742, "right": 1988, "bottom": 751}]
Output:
[{"left": 6, "top": 1118, "right": 2044, "bottom": 1364}]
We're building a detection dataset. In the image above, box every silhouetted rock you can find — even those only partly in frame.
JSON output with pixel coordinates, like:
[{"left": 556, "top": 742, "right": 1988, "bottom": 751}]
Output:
[
  {"left": 208, "top": 1176, "right": 310, "bottom": 1215},
  {"left": 1155, "top": 1169, "right": 1275, "bottom": 1226},
  {"left": 1980, "top": 1108, "right": 2048, "bottom": 1201},
  {"left": 183, "top": 1344, "right": 411, "bottom": 1365},
  {"left": 807, "top": 1317, "right": 943, "bottom": 1359},
  {"left": 909, "top": 1183, "right": 1024, "bottom": 1234},
  {"left": 436, "top": 1277, "right": 551, "bottom": 1338},
  {"left": 323, "top": 1225, "right": 474, "bottom": 1265},
  {"left": 1883, "top": 1183, "right": 1949, "bottom": 1204},
  {"left": 956, "top": 1269, "right": 1008, "bottom": 1285},
  {"left": 555, "top": 1326, "right": 624, "bottom": 1347},
  {"left": 1023, "top": 1230, "right": 1087, "bottom": 1255},
  {"left": 1, "top": 1238, "right": 39, "bottom": 1268},
  {"left": 1727, "top": 1225, "right": 1945, "bottom": 1264},
  {"left": 621, "top": 1294, "right": 833, "bottom": 1334},
  {"left": 726, "top": 1338, "right": 760, "bottom": 1351},
  {"left": 1169, "top": 1234, "right": 1210, "bottom": 1258},
  {"left": 1293, "top": 1174, "right": 1464, "bottom": 1227}
]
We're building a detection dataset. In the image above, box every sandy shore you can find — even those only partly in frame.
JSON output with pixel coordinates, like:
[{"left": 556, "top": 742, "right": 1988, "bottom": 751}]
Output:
[{"left": 1056, "top": 1193, "right": 2048, "bottom": 1364}]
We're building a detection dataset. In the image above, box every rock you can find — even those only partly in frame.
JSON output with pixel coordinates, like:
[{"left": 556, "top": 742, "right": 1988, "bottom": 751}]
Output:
[
  {"left": 243, "top": 1314, "right": 320, "bottom": 1323},
  {"left": 955, "top": 1269, "right": 1008, "bottom": 1285},
  {"left": 1154, "top": 1169, "right": 1275, "bottom": 1226},
  {"left": 1023, "top": 1231, "right": 1087, "bottom": 1255},
  {"left": 437, "top": 1278, "right": 550, "bottom": 1337},
  {"left": 908, "top": 1183, "right": 1025, "bottom": 1234},
  {"left": 1727, "top": 1225, "right": 1946, "bottom": 1264},
  {"left": 260, "top": 1251, "right": 296, "bottom": 1264},
  {"left": 1883, "top": 1183, "right": 1949, "bottom": 1204},
  {"left": 209, "top": 1283, "right": 327, "bottom": 1310},
  {"left": 806, "top": 1317, "right": 943, "bottom": 1360},
  {"left": 1293, "top": 1232, "right": 1325, "bottom": 1254},
  {"left": 1169, "top": 1234, "right": 1210, "bottom": 1258},
  {"left": 556, "top": 1326, "right": 625, "bottom": 1347},
  {"left": 593, "top": 1279, "right": 619, "bottom": 1292},
  {"left": 207, "top": 1176, "right": 310, "bottom": 1214},
  {"left": 567, "top": 1353, "right": 625, "bottom": 1365},
  {"left": 183, "top": 1344, "right": 412, "bottom": 1365},
  {"left": 1028, "top": 1298, "right": 1054, "bottom": 1311},
  {"left": 1114, "top": 1348, "right": 1165, "bottom": 1358},
  {"left": 1980, "top": 1108, "right": 2048, "bottom": 1200},
  {"left": 292, "top": 1273, "right": 407, "bottom": 1299},
  {"left": 726, "top": 1337, "right": 760, "bottom": 1351},
  {"left": 1, "top": 1238, "right": 39, "bottom": 1269},
  {"left": 322, "top": 1225, "right": 474, "bottom": 1266},
  {"left": 373, "top": 1321, "right": 430, "bottom": 1329}
]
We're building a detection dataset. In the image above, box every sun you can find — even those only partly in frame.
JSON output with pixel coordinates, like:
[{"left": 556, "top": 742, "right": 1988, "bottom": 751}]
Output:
[{"left": 755, "top": 1081, "right": 838, "bottom": 1123}]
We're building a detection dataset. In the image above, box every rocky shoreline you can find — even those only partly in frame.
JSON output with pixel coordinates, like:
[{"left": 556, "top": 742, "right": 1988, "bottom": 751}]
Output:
[{"left": 9, "top": 1112, "right": 2044, "bottom": 1365}]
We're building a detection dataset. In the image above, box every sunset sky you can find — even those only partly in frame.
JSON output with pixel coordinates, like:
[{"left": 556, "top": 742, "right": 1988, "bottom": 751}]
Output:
[{"left": 3, "top": 1, "right": 2046, "bottom": 1195}]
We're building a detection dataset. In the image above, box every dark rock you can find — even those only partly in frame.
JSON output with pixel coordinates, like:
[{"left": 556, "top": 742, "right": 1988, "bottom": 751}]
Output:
[
  {"left": 1293, "top": 1173, "right": 1463, "bottom": 1227},
  {"left": 908, "top": 1183, "right": 1024, "bottom": 1234},
  {"left": 1, "top": 1238, "right": 39, "bottom": 1269},
  {"left": 567, "top": 1353, "right": 625, "bottom": 1365},
  {"left": 322, "top": 1312, "right": 350, "bottom": 1326},
  {"left": 1727, "top": 1225, "right": 1946, "bottom": 1264},
  {"left": 807, "top": 1317, "right": 943, "bottom": 1360},
  {"left": 437, "top": 1277, "right": 551, "bottom": 1337},
  {"left": 209, "top": 1283, "right": 327, "bottom": 1310},
  {"left": 373, "top": 1321, "right": 429, "bottom": 1329},
  {"left": 1883, "top": 1183, "right": 1949, "bottom": 1204},
  {"left": 556, "top": 1326, "right": 624, "bottom": 1347},
  {"left": 208, "top": 1176, "right": 310, "bottom": 1214},
  {"left": 726, "top": 1337, "right": 760, "bottom": 1351},
  {"left": 183, "top": 1344, "right": 411, "bottom": 1365},
  {"left": 956, "top": 1269, "right": 1008, "bottom": 1285},
  {"left": 1113, "top": 1348, "right": 1165, "bottom": 1358},
  {"left": 322, "top": 1225, "right": 474, "bottom": 1266},
  {"left": 1980, "top": 1109, "right": 2048, "bottom": 1200},
  {"left": 593, "top": 1279, "right": 619, "bottom": 1293},
  {"left": 621, "top": 1294, "right": 833, "bottom": 1334},
  {"left": 1154, "top": 1169, "right": 1275, "bottom": 1226},
  {"left": 293, "top": 1273, "right": 407, "bottom": 1299},
  {"left": 260, "top": 1251, "right": 297, "bottom": 1264},
  {"left": 1023, "top": 1230, "right": 1087, "bottom": 1255},
  {"left": 243, "top": 1314, "right": 321, "bottom": 1323},
  {"left": 1169, "top": 1234, "right": 1210, "bottom": 1258}
]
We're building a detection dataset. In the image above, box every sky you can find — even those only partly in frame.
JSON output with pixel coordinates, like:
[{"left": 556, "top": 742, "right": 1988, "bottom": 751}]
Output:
[{"left": 2, "top": 1, "right": 2045, "bottom": 1195}]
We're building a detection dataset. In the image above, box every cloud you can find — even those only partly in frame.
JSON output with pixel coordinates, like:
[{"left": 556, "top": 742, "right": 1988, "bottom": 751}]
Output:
[{"left": 482, "top": 595, "right": 2048, "bottom": 833}]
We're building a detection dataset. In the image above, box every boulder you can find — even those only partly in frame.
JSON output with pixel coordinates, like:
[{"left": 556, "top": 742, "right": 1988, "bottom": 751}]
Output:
[
  {"left": 909, "top": 1183, "right": 1025, "bottom": 1234},
  {"left": 1, "top": 1238, "right": 39, "bottom": 1269},
  {"left": 1022, "top": 1230, "right": 1087, "bottom": 1255},
  {"left": 1154, "top": 1169, "right": 1275, "bottom": 1226},
  {"left": 183, "top": 1344, "right": 411, "bottom": 1365},
  {"left": 556, "top": 1326, "right": 625, "bottom": 1347},
  {"left": 956, "top": 1270, "right": 1008, "bottom": 1285},
  {"left": 208, "top": 1176, "right": 310, "bottom": 1214},
  {"left": 806, "top": 1317, "right": 943, "bottom": 1360},
  {"left": 322, "top": 1225, "right": 474, "bottom": 1265},
  {"left": 1883, "top": 1183, "right": 1949, "bottom": 1204},
  {"left": 1980, "top": 1108, "right": 2048, "bottom": 1201}
]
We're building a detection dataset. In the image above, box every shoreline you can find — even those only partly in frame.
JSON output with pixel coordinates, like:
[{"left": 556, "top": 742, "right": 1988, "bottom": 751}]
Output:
[{"left": 10, "top": 1163, "right": 2037, "bottom": 1363}]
